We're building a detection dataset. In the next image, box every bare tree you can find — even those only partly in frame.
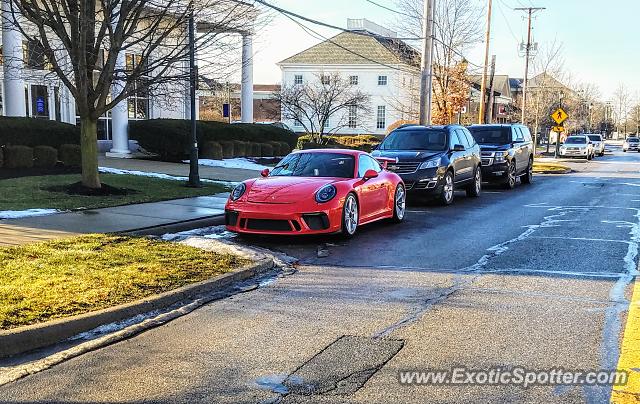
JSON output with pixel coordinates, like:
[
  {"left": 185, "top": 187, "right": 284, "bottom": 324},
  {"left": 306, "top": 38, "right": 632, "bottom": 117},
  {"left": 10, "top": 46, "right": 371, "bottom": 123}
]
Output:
[
  {"left": 3, "top": 0, "right": 256, "bottom": 188},
  {"left": 394, "top": 0, "right": 483, "bottom": 121},
  {"left": 613, "top": 83, "right": 632, "bottom": 135},
  {"left": 275, "top": 73, "right": 371, "bottom": 143}
]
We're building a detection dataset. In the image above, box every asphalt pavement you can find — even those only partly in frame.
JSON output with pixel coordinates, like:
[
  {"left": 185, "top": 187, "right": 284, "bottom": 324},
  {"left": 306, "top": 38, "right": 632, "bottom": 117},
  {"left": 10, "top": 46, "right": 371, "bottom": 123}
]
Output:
[{"left": 1, "top": 144, "right": 639, "bottom": 403}]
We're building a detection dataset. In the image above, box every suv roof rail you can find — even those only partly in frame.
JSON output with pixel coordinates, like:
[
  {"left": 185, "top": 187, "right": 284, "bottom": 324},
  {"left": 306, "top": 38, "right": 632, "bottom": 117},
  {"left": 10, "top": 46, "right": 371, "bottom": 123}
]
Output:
[{"left": 397, "top": 123, "right": 418, "bottom": 129}]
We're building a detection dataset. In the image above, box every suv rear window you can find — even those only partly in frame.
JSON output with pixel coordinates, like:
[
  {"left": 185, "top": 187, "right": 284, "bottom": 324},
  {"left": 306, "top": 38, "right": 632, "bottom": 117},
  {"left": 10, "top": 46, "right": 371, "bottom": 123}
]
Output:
[
  {"left": 588, "top": 135, "right": 602, "bottom": 142},
  {"left": 468, "top": 127, "right": 511, "bottom": 145},
  {"left": 379, "top": 129, "right": 448, "bottom": 151}
]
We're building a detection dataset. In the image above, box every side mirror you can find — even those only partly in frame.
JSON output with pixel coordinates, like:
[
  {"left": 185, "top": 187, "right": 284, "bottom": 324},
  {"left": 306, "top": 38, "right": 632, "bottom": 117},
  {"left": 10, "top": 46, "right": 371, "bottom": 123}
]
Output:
[
  {"left": 453, "top": 144, "right": 465, "bottom": 152},
  {"left": 260, "top": 168, "right": 270, "bottom": 177},
  {"left": 363, "top": 169, "right": 379, "bottom": 180}
]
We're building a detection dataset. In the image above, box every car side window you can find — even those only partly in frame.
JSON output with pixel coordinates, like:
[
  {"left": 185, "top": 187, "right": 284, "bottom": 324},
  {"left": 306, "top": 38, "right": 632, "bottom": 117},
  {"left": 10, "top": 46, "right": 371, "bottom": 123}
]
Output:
[
  {"left": 358, "top": 155, "right": 382, "bottom": 177},
  {"left": 461, "top": 129, "right": 476, "bottom": 148},
  {"left": 513, "top": 127, "right": 525, "bottom": 142},
  {"left": 521, "top": 127, "right": 532, "bottom": 142},
  {"left": 449, "top": 131, "right": 461, "bottom": 149},
  {"left": 456, "top": 129, "right": 471, "bottom": 149}
]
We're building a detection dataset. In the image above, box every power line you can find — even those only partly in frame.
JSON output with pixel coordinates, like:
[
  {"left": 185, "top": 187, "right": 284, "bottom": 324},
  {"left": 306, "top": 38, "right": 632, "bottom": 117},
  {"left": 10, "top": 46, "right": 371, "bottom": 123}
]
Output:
[
  {"left": 363, "top": 0, "right": 414, "bottom": 18},
  {"left": 497, "top": 0, "right": 520, "bottom": 42}
]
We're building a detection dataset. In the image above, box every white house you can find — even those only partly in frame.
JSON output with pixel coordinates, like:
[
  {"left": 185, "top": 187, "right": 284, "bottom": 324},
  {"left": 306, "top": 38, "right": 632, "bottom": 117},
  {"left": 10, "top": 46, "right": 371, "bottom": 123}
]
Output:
[
  {"left": 0, "top": 0, "right": 256, "bottom": 156},
  {"left": 278, "top": 19, "right": 420, "bottom": 136}
]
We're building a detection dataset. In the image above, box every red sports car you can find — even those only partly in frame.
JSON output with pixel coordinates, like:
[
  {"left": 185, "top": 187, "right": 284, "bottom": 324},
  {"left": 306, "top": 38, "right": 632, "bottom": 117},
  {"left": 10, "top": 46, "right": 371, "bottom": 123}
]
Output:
[{"left": 224, "top": 149, "right": 406, "bottom": 237}]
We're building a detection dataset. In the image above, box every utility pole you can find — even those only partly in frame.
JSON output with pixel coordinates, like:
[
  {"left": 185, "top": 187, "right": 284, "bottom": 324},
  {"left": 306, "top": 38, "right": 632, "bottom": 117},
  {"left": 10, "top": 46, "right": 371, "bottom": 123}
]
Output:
[
  {"left": 187, "top": 9, "right": 201, "bottom": 188},
  {"left": 419, "top": 0, "right": 435, "bottom": 126},
  {"left": 515, "top": 6, "right": 545, "bottom": 124},
  {"left": 485, "top": 55, "right": 496, "bottom": 124},
  {"left": 478, "top": 0, "right": 493, "bottom": 124}
]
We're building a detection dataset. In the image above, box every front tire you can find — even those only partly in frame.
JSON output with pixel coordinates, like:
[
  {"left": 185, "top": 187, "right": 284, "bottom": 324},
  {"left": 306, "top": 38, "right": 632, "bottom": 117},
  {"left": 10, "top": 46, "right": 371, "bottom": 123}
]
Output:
[
  {"left": 341, "top": 193, "right": 359, "bottom": 237},
  {"left": 466, "top": 166, "right": 482, "bottom": 197},
  {"left": 391, "top": 184, "right": 406, "bottom": 223},
  {"left": 504, "top": 161, "right": 516, "bottom": 189},
  {"left": 439, "top": 171, "right": 455, "bottom": 206}
]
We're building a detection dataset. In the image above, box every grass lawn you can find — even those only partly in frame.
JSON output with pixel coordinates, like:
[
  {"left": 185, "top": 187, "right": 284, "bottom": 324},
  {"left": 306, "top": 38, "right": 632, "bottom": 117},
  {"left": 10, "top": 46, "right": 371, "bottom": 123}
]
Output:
[
  {"left": 532, "top": 161, "right": 571, "bottom": 174},
  {"left": 0, "top": 234, "right": 250, "bottom": 329},
  {"left": 0, "top": 174, "right": 229, "bottom": 211}
]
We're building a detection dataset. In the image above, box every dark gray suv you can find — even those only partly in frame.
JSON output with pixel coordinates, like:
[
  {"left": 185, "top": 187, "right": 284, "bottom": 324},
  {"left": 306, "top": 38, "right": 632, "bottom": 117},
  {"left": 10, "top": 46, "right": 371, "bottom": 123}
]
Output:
[{"left": 467, "top": 124, "right": 534, "bottom": 189}]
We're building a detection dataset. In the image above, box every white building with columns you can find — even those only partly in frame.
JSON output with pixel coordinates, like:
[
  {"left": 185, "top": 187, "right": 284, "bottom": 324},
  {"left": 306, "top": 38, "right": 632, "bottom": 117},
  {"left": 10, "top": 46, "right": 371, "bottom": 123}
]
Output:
[
  {"left": 0, "top": 0, "right": 255, "bottom": 156},
  {"left": 278, "top": 19, "right": 420, "bottom": 136}
]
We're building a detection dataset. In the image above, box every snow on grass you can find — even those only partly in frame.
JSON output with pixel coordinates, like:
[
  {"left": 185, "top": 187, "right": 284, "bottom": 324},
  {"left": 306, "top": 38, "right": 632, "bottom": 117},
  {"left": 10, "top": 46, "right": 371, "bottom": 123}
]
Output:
[
  {"left": 0, "top": 209, "right": 60, "bottom": 220},
  {"left": 98, "top": 167, "right": 236, "bottom": 186},
  {"left": 185, "top": 158, "right": 268, "bottom": 171}
]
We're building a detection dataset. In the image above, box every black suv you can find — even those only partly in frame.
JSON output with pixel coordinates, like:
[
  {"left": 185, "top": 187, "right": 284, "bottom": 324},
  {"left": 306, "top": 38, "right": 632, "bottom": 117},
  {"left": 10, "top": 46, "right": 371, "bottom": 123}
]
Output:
[
  {"left": 372, "top": 125, "right": 482, "bottom": 205},
  {"left": 467, "top": 124, "right": 534, "bottom": 189}
]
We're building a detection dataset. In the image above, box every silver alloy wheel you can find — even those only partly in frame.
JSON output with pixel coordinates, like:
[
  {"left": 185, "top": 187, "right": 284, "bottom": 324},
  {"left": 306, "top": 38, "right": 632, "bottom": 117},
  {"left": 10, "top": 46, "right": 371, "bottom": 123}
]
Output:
[
  {"left": 444, "top": 174, "right": 454, "bottom": 203},
  {"left": 344, "top": 195, "right": 358, "bottom": 235},
  {"left": 475, "top": 169, "right": 482, "bottom": 193},
  {"left": 395, "top": 185, "right": 406, "bottom": 220},
  {"left": 508, "top": 163, "right": 516, "bottom": 187}
]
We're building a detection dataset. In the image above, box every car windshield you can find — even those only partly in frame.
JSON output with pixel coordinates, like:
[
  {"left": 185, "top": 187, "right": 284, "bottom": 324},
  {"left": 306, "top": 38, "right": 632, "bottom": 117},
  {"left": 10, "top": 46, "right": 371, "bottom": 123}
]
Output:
[
  {"left": 269, "top": 153, "right": 355, "bottom": 178},
  {"left": 587, "top": 135, "right": 602, "bottom": 142},
  {"left": 379, "top": 129, "right": 447, "bottom": 151},
  {"left": 628, "top": 138, "right": 639, "bottom": 142},
  {"left": 565, "top": 137, "right": 587, "bottom": 144},
  {"left": 468, "top": 127, "right": 511, "bottom": 145}
]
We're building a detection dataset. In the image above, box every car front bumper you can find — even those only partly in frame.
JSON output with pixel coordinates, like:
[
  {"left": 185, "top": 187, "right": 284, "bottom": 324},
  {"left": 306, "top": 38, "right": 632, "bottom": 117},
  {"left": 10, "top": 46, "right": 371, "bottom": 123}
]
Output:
[
  {"left": 481, "top": 161, "right": 510, "bottom": 181},
  {"left": 394, "top": 167, "right": 445, "bottom": 196},
  {"left": 559, "top": 148, "right": 590, "bottom": 157},
  {"left": 224, "top": 199, "right": 343, "bottom": 235}
]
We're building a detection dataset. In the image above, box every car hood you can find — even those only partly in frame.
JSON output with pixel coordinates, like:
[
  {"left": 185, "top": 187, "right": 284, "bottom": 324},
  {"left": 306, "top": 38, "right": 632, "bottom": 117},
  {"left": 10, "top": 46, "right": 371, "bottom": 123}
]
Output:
[
  {"left": 246, "top": 177, "right": 338, "bottom": 204},
  {"left": 373, "top": 150, "right": 444, "bottom": 162},
  {"left": 478, "top": 144, "right": 511, "bottom": 152}
]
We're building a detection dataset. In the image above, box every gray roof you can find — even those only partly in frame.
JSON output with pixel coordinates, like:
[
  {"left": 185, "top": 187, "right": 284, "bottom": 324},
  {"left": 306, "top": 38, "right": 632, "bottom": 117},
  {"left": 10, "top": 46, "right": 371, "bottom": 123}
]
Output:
[
  {"left": 469, "top": 75, "right": 512, "bottom": 98},
  {"left": 278, "top": 31, "right": 420, "bottom": 68}
]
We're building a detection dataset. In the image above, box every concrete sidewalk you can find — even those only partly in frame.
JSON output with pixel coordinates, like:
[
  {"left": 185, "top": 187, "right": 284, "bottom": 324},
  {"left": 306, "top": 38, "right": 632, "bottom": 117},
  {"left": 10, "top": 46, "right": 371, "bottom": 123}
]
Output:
[
  {"left": 0, "top": 194, "right": 228, "bottom": 246},
  {"left": 98, "top": 155, "right": 259, "bottom": 182}
]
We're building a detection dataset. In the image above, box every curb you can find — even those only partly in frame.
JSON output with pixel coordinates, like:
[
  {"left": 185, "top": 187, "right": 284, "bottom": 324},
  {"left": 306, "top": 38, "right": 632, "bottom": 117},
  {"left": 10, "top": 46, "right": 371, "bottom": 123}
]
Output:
[
  {"left": 534, "top": 168, "right": 572, "bottom": 175},
  {"left": 0, "top": 258, "right": 273, "bottom": 359},
  {"left": 120, "top": 214, "right": 226, "bottom": 237}
]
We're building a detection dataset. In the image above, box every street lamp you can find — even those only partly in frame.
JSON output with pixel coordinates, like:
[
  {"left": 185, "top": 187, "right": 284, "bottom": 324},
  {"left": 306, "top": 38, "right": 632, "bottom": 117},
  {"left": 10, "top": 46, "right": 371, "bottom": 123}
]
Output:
[{"left": 186, "top": 8, "right": 201, "bottom": 188}]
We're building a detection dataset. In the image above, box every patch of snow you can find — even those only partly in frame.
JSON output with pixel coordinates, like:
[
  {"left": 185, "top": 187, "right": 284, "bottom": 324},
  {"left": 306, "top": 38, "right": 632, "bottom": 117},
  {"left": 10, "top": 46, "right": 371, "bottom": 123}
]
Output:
[
  {"left": 161, "top": 225, "right": 236, "bottom": 242},
  {"left": 0, "top": 209, "right": 60, "bottom": 220},
  {"left": 98, "top": 167, "right": 235, "bottom": 186},
  {"left": 184, "top": 158, "right": 268, "bottom": 171}
]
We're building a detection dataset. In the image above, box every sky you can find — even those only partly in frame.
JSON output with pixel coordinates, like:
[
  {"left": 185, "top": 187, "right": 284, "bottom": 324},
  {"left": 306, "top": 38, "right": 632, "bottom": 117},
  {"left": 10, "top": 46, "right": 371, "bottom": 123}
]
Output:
[{"left": 247, "top": 0, "right": 640, "bottom": 101}]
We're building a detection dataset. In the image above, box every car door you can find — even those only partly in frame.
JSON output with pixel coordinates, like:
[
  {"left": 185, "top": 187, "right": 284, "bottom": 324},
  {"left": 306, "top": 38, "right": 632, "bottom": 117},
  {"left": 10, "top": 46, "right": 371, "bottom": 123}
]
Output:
[
  {"left": 356, "top": 155, "right": 387, "bottom": 219},
  {"left": 512, "top": 127, "right": 526, "bottom": 173},
  {"left": 449, "top": 130, "right": 470, "bottom": 182},
  {"left": 460, "top": 128, "right": 480, "bottom": 173}
]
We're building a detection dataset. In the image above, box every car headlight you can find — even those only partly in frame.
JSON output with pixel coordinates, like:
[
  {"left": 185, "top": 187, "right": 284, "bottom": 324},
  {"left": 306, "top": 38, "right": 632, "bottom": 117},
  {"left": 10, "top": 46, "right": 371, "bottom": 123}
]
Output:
[
  {"left": 315, "top": 184, "right": 337, "bottom": 203},
  {"left": 419, "top": 157, "right": 441, "bottom": 170},
  {"left": 493, "top": 151, "right": 509, "bottom": 162},
  {"left": 230, "top": 183, "right": 246, "bottom": 201}
]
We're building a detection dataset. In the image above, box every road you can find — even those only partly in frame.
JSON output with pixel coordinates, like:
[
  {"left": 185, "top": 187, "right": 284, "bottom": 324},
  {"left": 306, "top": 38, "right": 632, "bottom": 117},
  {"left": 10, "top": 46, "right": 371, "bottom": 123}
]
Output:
[{"left": 1, "top": 145, "right": 639, "bottom": 403}]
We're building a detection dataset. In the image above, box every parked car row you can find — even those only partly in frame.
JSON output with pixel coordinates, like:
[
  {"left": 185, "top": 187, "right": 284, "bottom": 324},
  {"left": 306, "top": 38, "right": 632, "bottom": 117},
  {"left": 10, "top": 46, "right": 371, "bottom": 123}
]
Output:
[{"left": 224, "top": 124, "right": 535, "bottom": 238}]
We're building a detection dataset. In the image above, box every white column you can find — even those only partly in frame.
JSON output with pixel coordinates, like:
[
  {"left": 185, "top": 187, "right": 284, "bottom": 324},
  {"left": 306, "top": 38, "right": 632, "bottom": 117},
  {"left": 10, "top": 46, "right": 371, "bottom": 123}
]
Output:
[
  {"left": 107, "top": 50, "right": 131, "bottom": 156},
  {"left": 240, "top": 34, "right": 253, "bottom": 123},
  {"left": 2, "top": 0, "right": 26, "bottom": 117}
]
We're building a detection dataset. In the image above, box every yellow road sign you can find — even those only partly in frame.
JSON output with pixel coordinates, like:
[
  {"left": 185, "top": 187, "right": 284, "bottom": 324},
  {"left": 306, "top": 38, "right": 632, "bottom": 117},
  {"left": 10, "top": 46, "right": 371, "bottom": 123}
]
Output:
[
  {"left": 552, "top": 126, "right": 565, "bottom": 133},
  {"left": 551, "top": 108, "right": 568, "bottom": 125}
]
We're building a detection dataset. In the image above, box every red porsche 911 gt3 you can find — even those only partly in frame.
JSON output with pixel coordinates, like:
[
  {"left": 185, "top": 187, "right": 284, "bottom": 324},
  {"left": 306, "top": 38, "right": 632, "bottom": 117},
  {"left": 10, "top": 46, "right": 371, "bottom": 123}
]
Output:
[{"left": 224, "top": 149, "right": 406, "bottom": 237}]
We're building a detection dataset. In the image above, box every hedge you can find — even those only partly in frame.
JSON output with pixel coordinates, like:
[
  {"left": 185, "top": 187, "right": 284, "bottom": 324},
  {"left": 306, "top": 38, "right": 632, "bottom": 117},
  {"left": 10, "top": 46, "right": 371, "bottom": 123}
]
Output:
[
  {"left": 248, "top": 142, "right": 262, "bottom": 157},
  {"left": 4, "top": 145, "right": 34, "bottom": 168},
  {"left": 201, "top": 141, "right": 223, "bottom": 160},
  {"left": 33, "top": 146, "right": 58, "bottom": 168},
  {"left": 233, "top": 140, "right": 247, "bottom": 157},
  {"left": 59, "top": 144, "right": 82, "bottom": 167},
  {"left": 129, "top": 119, "right": 298, "bottom": 161},
  {"left": 219, "top": 141, "right": 235, "bottom": 158},
  {"left": 0, "top": 117, "right": 80, "bottom": 148},
  {"left": 259, "top": 143, "right": 274, "bottom": 157},
  {"left": 296, "top": 134, "right": 381, "bottom": 153},
  {"left": 0, "top": 148, "right": 3, "bottom": 168}
]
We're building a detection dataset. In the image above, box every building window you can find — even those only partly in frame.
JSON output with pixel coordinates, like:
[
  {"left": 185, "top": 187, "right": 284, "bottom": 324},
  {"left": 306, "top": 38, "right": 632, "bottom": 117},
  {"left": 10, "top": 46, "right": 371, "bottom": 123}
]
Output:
[
  {"left": 294, "top": 74, "right": 303, "bottom": 85},
  {"left": 321, "top": 75, "right": 331, "bottom": 85},
  {"left": 376, "top": 106, "right": 386, "bottom": 129},
  {"left": 125, "top": 53, "right": 149, "bottom": 119},
  {"left": 23, "top": 40, "right": 48, "bottom": 70},
  {"left": 349, "top": 75, "right": 359, "bottom": 85},
  {"left": 378, "top": 75, "right": 388, "bottom": 86},
  {"left": 293, "top": 119, "right": 302, "bottom": 128},
  {"left": 348, "top": 105, "right": 357, "bottom": 128}
]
